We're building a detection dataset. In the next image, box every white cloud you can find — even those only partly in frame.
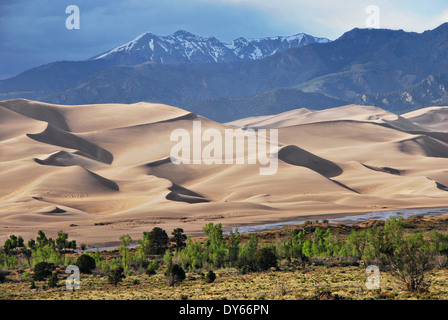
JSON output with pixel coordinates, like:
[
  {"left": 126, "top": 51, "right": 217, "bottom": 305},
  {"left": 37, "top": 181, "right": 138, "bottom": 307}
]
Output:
[{"left": 204, "top": 0, "right": 448, "bottom": 39}]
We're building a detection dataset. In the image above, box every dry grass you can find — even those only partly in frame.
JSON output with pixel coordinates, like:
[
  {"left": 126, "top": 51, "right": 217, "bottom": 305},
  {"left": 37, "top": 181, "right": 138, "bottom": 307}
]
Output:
[
  {"left": 1, "top": 265, "right": 448, "bottom": 300},
  {"left": 2, "top": 215, "right": 448, "bottom": 300}
]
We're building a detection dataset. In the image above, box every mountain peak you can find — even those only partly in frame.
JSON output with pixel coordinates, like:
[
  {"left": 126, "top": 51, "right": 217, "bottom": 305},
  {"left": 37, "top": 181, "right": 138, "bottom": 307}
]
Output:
[
  {"left": 173, "top": 30, "right": 195, "bottom": 37},
  {"left": 91, "top": 30, "right": 330, "bottom": 64},
  {"left": 433, "top": 22, "right": 448, "bottom": 33}
]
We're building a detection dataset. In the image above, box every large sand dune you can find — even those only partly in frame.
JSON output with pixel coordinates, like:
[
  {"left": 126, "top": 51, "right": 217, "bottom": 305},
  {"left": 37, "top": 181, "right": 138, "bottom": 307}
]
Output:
[{"left": 1, "top": 99, "right": 448, "bottom": 246}]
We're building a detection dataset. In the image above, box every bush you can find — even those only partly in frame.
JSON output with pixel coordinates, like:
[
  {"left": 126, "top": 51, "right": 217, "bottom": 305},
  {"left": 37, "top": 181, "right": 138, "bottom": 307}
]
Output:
[
  {"left": 76, "top": 254, "right": 96, "bottom": 274},
  {"left": 48, "top": 272, "right": 58, "bottom": 288},
  {"left": 165, "top": 263, "right": 186, "bottom": 286},
  {"left": 236, "top": 255, "right": 257, "bottom": 274},
  {"left": 0, "top": 270, "right": 7, "bottom": 283},
  {"left": 108, "top": 266, "right": 126, "bottom": 286},
  {"left": 33, "top": 261, "right": 55, "bottom": 281},
  {"left": 254, "top": 247, "right": 278, "bottom": 271},
  {"left": 205, "top": 270, "right": 216, "bottom": 283},
  {"left": 237, "top": 246, "right": 278, "bottom": 273},
  {"left": 146, "top": 260, "right": 159, "bottom": 276},
  {"left": 380, "top": 234, "right": 434, "bottom": 292}
]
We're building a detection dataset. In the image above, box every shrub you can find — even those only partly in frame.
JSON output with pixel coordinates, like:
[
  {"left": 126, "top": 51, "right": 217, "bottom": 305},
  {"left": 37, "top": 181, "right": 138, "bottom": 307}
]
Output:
[
  {"left": 0, "top": 270, "right": 7, "bottom": 283},
  {"left": 236, "top": 247, "right": 278, "bottom": 273},
  {"left": 380, "top": 234, "right": 434, "bottom": 292},
  {"left": 254, "top": 247, "right": 278, "bottom": 271},
  {"left": 33, "top": 261, "right": 55, "bottom": 281},
  {"left": 108, "top": 266, "right": 126, "bottom": 286},
  {"left": 313, "top": 291, "right": 344, "bottom": 300},
  {"left": 76, "top": 254, "right": 96, "bottom": 274},
  {"left": 146, "top": 260, "right": 159, "bottom": 276},
  {"left": 165, "top": 263, "right": 186, "bottom": 286},
  {"left": 205, "top": 270, "right": 216, "bottom": 283},
  {"left": 236, "top": 256, "right": 256, "bottom": 274},
  {"left": 48, "top": 272, "right": 58, "bottom": 288}
]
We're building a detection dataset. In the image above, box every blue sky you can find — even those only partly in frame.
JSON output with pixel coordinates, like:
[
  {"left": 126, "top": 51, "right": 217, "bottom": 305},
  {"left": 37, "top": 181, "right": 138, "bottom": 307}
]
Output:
[{"left": 0, "top": 0, "right": 447, "bottom": 79}]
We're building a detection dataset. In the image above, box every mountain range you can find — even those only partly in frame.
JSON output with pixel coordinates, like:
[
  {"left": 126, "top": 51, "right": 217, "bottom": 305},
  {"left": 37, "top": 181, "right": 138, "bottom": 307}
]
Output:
[
  {"left": 90, "top": 30, "right": 330, "bottom": 64},
  {"left": 0, "top": 30, "right": 327, "bottom": 96},
  {"left": 1, "top": 24, "right": 448, "bottom": 122}
]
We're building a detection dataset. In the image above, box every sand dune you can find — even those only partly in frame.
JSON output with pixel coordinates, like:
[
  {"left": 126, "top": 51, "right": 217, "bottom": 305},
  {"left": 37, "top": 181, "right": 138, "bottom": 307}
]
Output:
[
  {"left": 1, "top": 99, "right": 448, "bottom": 245},
  {"left": 277, "top": 145, "right": 342, "bottom": 177},
  {"left": 402, "top": 106, "right": 448, "bottom": 132}
]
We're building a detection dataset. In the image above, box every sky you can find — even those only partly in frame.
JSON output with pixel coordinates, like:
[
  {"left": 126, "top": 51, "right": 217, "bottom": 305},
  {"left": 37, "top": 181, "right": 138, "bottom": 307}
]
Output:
[{"left": 0, "top": 0, "right": 447, "bottom": 80}]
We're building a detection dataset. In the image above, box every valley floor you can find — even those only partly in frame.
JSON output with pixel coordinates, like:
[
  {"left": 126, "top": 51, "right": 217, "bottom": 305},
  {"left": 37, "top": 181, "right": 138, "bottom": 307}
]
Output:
[
  {"left": 2, "top": 264, "right": 448, "bottom": 300},
  {"left": 2, "top": 215, "right": 448, "bottom": 300}
]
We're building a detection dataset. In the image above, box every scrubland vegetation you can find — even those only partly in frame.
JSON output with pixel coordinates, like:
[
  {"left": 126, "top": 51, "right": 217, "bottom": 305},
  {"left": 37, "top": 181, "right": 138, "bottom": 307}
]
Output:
[{"left": 2, "top": 215, "right": 448, "bottom": 300}]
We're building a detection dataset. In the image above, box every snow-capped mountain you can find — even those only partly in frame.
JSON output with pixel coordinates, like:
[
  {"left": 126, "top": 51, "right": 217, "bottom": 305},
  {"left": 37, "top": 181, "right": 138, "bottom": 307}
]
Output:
[{"left": 90, "top": 30, "right": 330, "bottom": 64}]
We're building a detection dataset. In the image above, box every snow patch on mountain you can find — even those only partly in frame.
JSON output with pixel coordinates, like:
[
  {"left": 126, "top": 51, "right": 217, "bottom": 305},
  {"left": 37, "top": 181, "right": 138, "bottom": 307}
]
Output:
[{"left": 91, "top": 30, "right": 330, "bottom": 64}]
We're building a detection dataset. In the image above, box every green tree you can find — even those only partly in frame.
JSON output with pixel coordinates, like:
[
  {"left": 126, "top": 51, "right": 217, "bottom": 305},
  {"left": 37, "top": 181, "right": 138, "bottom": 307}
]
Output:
[
  {"left": 55, "top": 231, "right": 69, "bottom": 252},
  {"left": 177, "top": 238, "right": 204, "bottom": 270},
  {"left": 3, "top": 239, "right": 12, "bottom": 255},
  {"left": 27, "top": 239, "right": 36, "bottom": 251},
  {"left": 36, "top": 230, "right": 49, "bottom": 248},
  {"left": 32, "top": 243, "right": 62, "bottom": 266},
  {"left": 68, "top": 240, "right": 77, "bottom": 251},
  {"left": 139, "top": 227, "right": 169, "bottom": 255},
  {"left": 118, "top": 234, "right": 132, "bottom": 268},
  {"left": 171, "top": 228, "right": 187, "bottom": 251},
  {"left": 236, "top": 234, "right": 259, "bottom": 274},
  {"left": 202, "top": 223, "right": 226, "bottom": 268},
  {"left": 228, "top": 229, "right": 240, "bottom": 266},
  {"left": 17, "top": 236, "right": 24, "bottom": 249}
]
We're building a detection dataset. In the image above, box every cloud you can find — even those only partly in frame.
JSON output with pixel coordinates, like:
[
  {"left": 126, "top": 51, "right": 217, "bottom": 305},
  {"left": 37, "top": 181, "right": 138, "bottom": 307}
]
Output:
[{"left": 206, "top": 0, "right": 448, "bottom": 38}]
